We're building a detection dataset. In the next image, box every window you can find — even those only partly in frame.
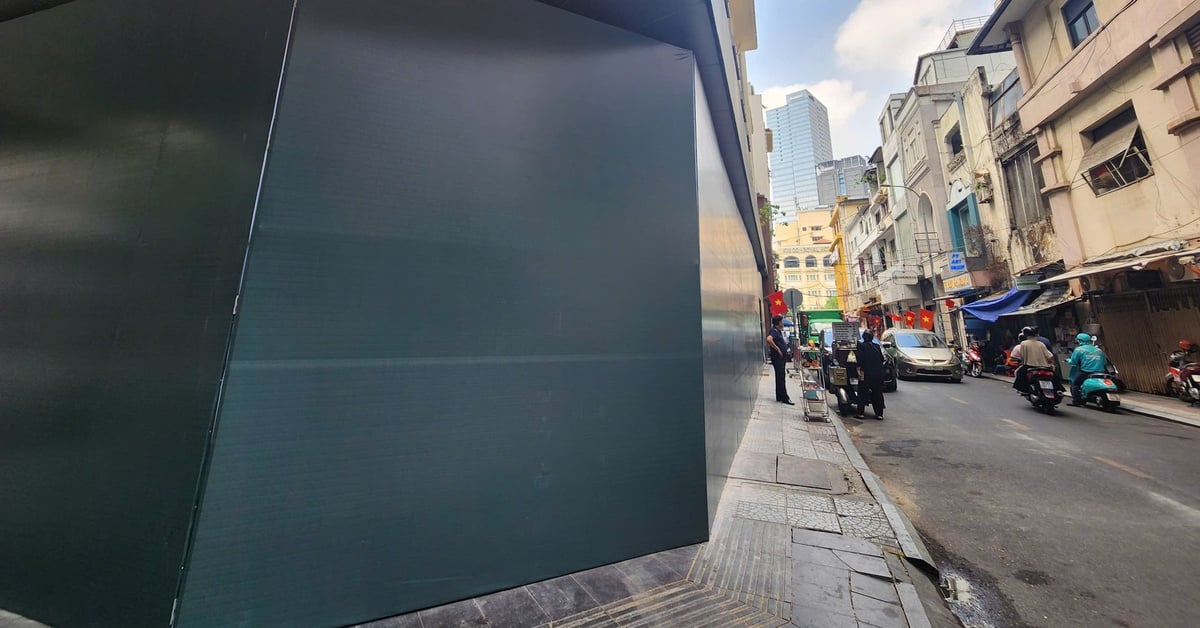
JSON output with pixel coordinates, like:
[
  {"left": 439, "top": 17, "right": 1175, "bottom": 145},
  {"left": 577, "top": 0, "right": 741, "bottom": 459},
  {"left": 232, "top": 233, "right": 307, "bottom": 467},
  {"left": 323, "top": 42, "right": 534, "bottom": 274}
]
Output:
[
  {"left": 783, "top": 256, "right": 800, "bottom": 268},
  {"left": 990, "top": 70, "right": 1024, "bottom": 128},
  {"left": 1078, "top": 108, "right": 1153, "bottom": 196},
  {"left": 893, "top": 332, "right": 947, "bottom": 348},
  {"left": 822, "top": 255, "right": 834, "bottom": 267},
  {"left": 805, "top": 255, "right": 818, "bottom": 268},
  {"left": 825, "top": 273, "right": 835, "bottom": 281},
  {"left": 946, "top": 125, "right": 963, "bottom": 156},
  {"left": 1003, "top": 146, "right": 1050, "bottom": 227},
  {"left": 807, "top": 273, "right": 819, "bottom": 282},
  {"left": 827, "top": 289, "right": 837, "bottom": 297},
  {"left": 1063, "top": 0, "right": 1099, "bottom": 48},
  {"left": 785, "top": 273, "right": 800, "bottom": 281},
  {"left": 948, "top": 197, "right": 983, "bottom": 257}
]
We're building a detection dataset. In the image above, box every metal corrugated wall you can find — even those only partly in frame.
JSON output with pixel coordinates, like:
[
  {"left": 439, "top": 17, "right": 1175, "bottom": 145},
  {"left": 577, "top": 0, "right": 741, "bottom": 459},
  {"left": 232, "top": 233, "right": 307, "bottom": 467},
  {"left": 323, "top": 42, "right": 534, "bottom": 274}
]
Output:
[
  {"left": 175, "top": 2, "right": 709, "bottom": 626},
  {"left": 1094, "top": 285, "right": 1200, "bottom": 393},
  {"left": 0, "top": 2, "right": 293, "bottom": 627}
]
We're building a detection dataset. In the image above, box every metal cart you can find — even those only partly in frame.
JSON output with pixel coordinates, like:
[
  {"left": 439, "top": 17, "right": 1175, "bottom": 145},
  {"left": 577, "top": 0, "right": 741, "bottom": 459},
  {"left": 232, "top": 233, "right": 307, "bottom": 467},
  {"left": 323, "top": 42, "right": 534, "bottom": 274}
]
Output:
[{"left": 799, "top": 360, "right": 829, "bottom": 422}]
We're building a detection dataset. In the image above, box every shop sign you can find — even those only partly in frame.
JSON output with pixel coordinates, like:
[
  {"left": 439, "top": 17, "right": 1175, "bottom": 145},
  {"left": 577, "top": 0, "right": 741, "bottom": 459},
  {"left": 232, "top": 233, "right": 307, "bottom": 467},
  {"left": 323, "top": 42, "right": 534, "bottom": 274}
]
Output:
[
  {"left": 890, "top": 270, "right": 919, "bottom": 284},
  {"left": 943, "top": 272, "right": 973, "bottom": 293},
  {"left": 1014, "top": 274, "right": 1043, "bottom": 290}
]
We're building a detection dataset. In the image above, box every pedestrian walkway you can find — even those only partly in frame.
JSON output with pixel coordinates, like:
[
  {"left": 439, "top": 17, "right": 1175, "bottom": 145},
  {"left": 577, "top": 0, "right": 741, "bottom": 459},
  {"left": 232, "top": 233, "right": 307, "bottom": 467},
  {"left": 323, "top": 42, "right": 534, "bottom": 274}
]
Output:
[
  {"left": 0, "top": 372, "right": 958, "bottom": 628},
  {"left": 352, "top": 370, "right": 957, "bottom": 627},
  {"left": 982, "top": 373, "right": 1200, "bottom": 428}
]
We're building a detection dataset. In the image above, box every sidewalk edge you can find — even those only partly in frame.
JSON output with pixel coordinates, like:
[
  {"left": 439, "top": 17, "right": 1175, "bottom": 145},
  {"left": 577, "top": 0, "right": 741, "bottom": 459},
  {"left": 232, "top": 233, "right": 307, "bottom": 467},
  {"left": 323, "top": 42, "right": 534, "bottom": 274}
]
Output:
[{"left": 827, "top": 413, "right": 935, "bottom": 571}]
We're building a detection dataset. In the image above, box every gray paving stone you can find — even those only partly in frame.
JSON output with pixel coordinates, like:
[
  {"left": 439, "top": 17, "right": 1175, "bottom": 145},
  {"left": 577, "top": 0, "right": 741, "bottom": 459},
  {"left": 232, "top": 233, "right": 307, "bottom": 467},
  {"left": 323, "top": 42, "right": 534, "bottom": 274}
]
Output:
[
  {"left": 776, "top": 456, "right": 835, "bottom": 490},
  {"left": 833, "top": 497, "right": 885, "bottom": 517},
  {"left": 793, "top": 545, "right": 848, "bottom": 571},
  {"left": 850, "top": 572, "right": 899, "bottom": 604},
  {"left": 738, "top": 500, "right": 789, "bottom": 524},
  {"left": 613, "top": 554, "right": 682, "bottom": 593},
  {"left": 653, "top": 544, "right": 701, "bottom": 578},
  {"left": 851, "top": 592, "right": 906, "bottom": 628},
  {"left": 839, "top": 514, "right": 894, "bottom": 540},
  {"left": 790, "top": 607, "right": 859, "bottom": 628},
  {"left": 572, "top": 565, "right": 634, "bottom": 606},
  {"left": 525, "top": 575, "right": 600, "bottom": 620},
  {"left": 792, "top": 528, "right": 882, "bottom": 557},
  {"left": 417, "top": 598, "right": 487, "bottom": 628},
  {"left": 896, "top": 582, "right": 934, "bottom": 628},
  {"left": 351, "top": 611, "right": 423, "bottom": 628},
  {"left": 832, "top": 550, "right": 894, "bottom": 580},
  {"left": 742, "top": 485, "right": 790, "bottom": 507},
  {"left": 786, "top": 493, "right": 836, "bottom": 513},
  {"left": 792, "top": 561, "right": 852, "bottom": 614},
  {"left": 476, "top": 586, "right": 548, "bottom": 627},
  {"left": 787, "top": 509, "right": 840, "bottom": 532},
  {"left": 730, "top": 452, "right": 778, "bottom": 482}
]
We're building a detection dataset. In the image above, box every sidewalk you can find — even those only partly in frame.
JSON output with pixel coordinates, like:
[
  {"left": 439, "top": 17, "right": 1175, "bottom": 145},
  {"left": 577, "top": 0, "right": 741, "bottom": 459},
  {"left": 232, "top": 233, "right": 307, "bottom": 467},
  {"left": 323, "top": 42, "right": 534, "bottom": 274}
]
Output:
[
  {"left": 350, "top": 369, "right": 958, "bottom": 628},
  {"left": 0, "top": 371, "right": 959, "bottom": 628},
  {"left": 981, "top": 373, "right": 1200, "bottom": 428}
]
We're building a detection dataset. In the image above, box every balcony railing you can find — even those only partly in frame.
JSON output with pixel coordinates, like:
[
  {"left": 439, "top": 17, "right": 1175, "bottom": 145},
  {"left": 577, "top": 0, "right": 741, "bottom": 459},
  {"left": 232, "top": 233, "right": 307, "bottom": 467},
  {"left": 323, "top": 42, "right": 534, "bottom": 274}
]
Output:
[
  {"left": 946, "top": 151, "right": 967, "bottom": 173},
  {"left": 938, "top": 16, "right": 989, "bottom": 50}
]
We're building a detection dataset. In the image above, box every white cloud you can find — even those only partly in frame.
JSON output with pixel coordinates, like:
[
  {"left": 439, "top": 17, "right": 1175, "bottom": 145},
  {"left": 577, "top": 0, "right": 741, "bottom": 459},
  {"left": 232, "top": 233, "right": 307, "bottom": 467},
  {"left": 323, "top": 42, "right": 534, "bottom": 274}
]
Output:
[
  {"left": 834, "top": 0, "right": 991, "bottom": 74},
  {"left": 760, "top": 80, "right": 871, "bottom": 156}
]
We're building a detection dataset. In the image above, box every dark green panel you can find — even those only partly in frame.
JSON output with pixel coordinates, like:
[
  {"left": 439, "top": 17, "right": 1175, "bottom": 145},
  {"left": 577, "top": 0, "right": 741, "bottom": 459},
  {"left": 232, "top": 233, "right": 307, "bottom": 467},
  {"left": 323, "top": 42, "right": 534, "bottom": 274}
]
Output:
[
  {"left": 177, "top": 1, "right": 706, "bottom": 626},
  {"left": 693, "top": 73, "right": 766, "bottom": 524},
  {"left": 0, "top": 1, "right": 293, "bottom": 627}
]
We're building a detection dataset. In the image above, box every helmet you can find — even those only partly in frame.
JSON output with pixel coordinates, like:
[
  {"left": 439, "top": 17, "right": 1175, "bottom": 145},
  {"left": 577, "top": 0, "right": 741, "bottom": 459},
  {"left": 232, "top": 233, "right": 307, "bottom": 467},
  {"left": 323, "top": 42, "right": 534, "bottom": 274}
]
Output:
[
  {"left": 1180, "top": 340, "right": 1196, "bottom": 351},
  {"left": 1076, "top": 333, "right": 1093, "bottom": 344}
]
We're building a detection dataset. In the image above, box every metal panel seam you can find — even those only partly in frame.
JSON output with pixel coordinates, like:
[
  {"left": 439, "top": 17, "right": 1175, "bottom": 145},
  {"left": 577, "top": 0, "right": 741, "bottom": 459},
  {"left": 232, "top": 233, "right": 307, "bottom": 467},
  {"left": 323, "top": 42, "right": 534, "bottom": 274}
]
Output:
[{"left": 168, "top": 1, "right": 301, "bottom": 623}]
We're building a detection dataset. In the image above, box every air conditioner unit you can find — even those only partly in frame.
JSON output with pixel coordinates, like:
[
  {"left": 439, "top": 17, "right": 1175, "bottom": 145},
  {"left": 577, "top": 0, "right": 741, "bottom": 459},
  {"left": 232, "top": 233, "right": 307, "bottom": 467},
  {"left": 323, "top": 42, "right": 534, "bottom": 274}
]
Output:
[{"left": 1165, "top": 257, "right": 1200, "bottom": 282}]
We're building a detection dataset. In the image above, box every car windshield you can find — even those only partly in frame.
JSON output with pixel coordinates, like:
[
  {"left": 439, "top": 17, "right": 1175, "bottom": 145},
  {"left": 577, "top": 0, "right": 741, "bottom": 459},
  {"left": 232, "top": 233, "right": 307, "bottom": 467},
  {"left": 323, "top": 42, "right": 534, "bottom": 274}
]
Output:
[{"left": 893, "top": 333, "right": 947, "bottom": 349}]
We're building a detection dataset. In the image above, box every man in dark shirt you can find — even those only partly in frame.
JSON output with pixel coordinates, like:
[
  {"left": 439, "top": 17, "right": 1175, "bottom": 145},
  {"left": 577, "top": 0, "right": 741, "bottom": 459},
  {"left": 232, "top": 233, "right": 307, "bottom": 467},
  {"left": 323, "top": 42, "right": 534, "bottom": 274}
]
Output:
[
  {"left": 855, "top": 330, "right": 886, "bottom": 419},
  {"left": 766, "top": 316, "right": 793, "bottom": 405}
]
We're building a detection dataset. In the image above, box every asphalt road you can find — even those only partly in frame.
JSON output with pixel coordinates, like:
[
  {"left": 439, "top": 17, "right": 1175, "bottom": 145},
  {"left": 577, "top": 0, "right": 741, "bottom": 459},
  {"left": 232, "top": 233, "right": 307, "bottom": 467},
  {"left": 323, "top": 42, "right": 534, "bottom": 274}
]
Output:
[{"left": 843, "top": 375, "right": 1200, "bottom": 628}]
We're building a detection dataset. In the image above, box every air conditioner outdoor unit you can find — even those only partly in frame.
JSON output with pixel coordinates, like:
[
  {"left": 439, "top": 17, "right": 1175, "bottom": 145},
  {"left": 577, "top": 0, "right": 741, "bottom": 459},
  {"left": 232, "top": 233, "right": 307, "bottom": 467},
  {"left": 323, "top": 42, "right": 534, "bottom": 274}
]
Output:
[{"left": 1165, "top": 256, "right": 1200, "bottom": 282}]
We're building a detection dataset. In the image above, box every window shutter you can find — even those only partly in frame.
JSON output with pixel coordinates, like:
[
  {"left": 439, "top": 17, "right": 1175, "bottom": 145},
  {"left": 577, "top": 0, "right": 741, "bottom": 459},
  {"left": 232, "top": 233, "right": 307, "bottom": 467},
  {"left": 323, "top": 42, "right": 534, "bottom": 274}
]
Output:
[{"left": 1187, "top": 21, "right": 1200, "bottom": 56}]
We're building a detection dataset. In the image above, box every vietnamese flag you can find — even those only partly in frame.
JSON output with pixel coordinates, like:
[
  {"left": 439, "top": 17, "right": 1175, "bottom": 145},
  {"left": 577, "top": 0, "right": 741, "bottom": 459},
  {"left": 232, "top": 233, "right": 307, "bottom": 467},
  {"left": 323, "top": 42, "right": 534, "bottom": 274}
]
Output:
[
  {"left": 903, "top": 311, "right": 916, "bottom": 327},
  {"left": 767, "top": 290, "right": 787, "bottom": 316},
  {"left": 919, "top": 308, "right": 936, "bottom": 331},
  {"left": 888, "top": 313, "right": 903, "bottom": 322}
]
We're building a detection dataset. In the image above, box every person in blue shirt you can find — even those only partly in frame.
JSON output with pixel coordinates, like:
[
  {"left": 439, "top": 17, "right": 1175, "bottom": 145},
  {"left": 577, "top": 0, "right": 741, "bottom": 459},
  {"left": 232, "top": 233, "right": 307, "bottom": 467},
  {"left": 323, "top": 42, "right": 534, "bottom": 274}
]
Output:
[{"left": 1068, "top": 333, "right": 1109, "bottom": 406}]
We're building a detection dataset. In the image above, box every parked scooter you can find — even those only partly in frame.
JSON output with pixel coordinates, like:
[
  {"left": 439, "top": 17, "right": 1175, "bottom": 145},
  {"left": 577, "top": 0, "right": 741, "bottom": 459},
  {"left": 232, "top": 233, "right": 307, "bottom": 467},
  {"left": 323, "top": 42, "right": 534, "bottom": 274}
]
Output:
[
  {"left": 1166, "top": 340, "right": 1200, "bottom": 404},
  {"left": 1076, "top": 374, "right": 1121, "bottom": 412},
  {"left": 961, "top": 341, "right": 985, "bottom": 378},
  {"left": 1017, "top": 362, "right": 1063, "bottom": 413}
]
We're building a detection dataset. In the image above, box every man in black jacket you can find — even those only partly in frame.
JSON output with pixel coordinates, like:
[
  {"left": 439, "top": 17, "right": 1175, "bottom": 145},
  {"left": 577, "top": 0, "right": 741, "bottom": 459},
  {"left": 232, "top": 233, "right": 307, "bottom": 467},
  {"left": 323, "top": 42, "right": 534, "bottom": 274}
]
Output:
[
  {"left": 855, "top": 330, "right": 886, "bottom": 419},
  {"left": 766, "top": 315, "right": 794, "bottom": 404}
]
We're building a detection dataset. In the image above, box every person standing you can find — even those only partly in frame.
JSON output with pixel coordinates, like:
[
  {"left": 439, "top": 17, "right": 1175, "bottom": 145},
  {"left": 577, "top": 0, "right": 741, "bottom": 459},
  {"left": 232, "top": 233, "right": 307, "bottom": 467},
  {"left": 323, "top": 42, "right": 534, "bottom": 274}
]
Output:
[
  {"left": 855, "top": 330, "right": 886, "bottom": 420},
  {"left": 767, "top": 316, "right": 794, "bottom": 405},
  {"left": 1068, "top": 333, "right": 1109, "bottom": 406}
]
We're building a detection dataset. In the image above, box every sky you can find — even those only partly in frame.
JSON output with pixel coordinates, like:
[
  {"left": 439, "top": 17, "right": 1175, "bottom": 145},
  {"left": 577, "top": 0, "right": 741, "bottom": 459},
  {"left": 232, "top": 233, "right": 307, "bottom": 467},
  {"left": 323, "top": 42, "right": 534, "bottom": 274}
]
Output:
[{"left": 748, "top": 0, "right": 998, "bottom": 159}]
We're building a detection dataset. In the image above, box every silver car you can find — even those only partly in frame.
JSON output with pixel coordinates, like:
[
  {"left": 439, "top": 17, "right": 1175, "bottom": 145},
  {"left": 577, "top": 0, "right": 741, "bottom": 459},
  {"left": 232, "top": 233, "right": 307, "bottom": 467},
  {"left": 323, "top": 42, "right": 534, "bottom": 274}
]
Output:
[{"left": 880, "top": 329, "right": 964, "bottom": 382}]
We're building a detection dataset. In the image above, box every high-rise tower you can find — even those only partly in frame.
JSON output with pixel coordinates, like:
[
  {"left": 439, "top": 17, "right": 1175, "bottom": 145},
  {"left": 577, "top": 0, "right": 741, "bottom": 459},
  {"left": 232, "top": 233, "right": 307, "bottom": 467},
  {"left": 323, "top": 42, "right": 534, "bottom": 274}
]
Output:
[{"left": 765, "top": 89, "right": 833, "bottom": 221}]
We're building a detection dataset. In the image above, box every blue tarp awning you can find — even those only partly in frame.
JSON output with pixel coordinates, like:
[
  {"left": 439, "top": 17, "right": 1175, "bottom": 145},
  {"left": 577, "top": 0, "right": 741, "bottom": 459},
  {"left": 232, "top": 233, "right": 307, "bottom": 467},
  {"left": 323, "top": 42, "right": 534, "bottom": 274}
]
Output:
[{"left": 959, "top": 287, "right": 1030, "bottom": 322}]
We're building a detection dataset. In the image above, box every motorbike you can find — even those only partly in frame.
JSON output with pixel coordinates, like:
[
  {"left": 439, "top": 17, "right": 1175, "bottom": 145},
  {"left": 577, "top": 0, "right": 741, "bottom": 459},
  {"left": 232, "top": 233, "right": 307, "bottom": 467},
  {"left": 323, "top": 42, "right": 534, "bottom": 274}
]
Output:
[
  {"left": 1102, "top": 360, "right": 1126, "bottom": 393},
  {"left": 1017, "top": 363, "right": 1063, "bottom": 413},
  {"left": 1166, "top": 341, "right": 1200, "bottom": 404},
  {"left": 961, "top": 341, "right": 984, "bottom": 378},
  {"left": 824, "top": 350, "right": 861, "bottom": 416},
  {"left": 1076, "top": 374, "right": 1121, "bottom": 412}
]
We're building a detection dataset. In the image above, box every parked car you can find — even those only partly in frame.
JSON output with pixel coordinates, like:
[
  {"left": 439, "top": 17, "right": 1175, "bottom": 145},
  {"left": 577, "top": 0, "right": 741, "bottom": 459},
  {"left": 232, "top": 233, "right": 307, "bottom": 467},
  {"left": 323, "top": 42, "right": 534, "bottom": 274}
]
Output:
[{"left": 880, "top": 329, "right": 963, "bottom": 383}]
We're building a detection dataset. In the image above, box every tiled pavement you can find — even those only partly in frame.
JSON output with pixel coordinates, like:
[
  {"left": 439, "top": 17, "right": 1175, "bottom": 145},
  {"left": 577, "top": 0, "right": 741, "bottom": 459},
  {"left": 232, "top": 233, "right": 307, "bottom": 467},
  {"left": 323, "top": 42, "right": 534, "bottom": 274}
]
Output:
[
  {"left": 0, "top": 369, "right": 950, "bottom": 628},
  {"left": 357, "top": 369, "right": 954, "bottom": 627}
]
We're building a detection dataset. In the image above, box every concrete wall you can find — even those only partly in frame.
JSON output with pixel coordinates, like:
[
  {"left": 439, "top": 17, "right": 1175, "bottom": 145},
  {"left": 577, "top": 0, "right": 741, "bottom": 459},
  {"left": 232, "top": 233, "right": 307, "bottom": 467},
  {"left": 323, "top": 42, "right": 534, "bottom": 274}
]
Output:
[{"left": 1015, "top": 0, "right": 1200, "bottom": 265}]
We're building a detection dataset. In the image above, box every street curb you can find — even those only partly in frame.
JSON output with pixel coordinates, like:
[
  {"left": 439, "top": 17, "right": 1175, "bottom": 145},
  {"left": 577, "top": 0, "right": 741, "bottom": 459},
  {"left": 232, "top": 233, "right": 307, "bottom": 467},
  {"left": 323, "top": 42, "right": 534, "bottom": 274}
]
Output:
[
  {"left": 827, "top": 411, "right": 937, "bottom": 572},
  {"left": 978, "top": 373, "right": 1200, "bottom": 429}
]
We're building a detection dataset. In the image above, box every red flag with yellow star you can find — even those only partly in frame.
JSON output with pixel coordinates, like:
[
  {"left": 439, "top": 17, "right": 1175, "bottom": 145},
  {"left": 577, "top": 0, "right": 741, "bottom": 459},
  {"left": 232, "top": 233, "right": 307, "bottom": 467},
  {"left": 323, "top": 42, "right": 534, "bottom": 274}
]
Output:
[
  {"left": 918, "top": 309, "right": 935, "bottom": 331},
  {"left": 903, "top": 311, "right": 916, "bottom": 327},
  {"left": 767, "top": 291, "right": 787, "bottom": 316}
]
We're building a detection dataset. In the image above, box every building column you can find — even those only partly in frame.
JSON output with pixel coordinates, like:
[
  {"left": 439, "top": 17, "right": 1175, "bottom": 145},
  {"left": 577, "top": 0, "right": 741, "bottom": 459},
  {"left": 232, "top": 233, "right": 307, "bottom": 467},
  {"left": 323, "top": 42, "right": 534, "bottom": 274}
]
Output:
[{"left": 1005, "top": 24, "right": 1034, "bottom": 90}]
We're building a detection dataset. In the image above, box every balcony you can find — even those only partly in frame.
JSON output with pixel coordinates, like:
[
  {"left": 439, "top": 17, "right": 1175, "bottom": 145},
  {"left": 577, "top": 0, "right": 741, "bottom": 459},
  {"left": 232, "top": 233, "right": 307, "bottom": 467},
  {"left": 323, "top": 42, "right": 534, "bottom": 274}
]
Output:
[{"left": 946, "top": 151, "right": 967, "bottom": 174}]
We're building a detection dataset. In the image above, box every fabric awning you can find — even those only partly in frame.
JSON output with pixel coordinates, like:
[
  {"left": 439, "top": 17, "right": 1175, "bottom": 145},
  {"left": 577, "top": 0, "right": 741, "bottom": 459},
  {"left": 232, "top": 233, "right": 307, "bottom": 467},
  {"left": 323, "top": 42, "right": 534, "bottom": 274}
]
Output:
[
  {"left": 959, "top": 287, "right": 1030, "bottom": 322},
  {"left": 1000, "top": 284, "right": 1081, "bottom": 317},
  {"left": 1039, "top": 248, "right": 1200, "bottom": 284},
  {"left": 1077, "top": 119, "right": 1139, "bottom": 174}
]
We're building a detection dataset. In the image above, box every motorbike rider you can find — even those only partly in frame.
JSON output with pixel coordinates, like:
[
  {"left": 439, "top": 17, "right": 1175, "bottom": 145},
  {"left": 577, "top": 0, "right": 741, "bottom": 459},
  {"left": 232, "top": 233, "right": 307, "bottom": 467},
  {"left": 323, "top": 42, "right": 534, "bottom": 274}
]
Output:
[
  {"left": 1011, "top": 326, "right": 1055, "bottom": 393},
  {"left": 1068, "top": 333, "right": 1109, "bottom": 406}
]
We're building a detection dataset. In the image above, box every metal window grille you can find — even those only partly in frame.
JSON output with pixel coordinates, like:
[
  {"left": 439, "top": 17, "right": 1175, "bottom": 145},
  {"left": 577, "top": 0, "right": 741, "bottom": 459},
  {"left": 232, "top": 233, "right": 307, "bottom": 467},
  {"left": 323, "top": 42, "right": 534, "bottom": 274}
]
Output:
[{"left": 1081, "top": 140, "right": 1154, "bottom": 197}]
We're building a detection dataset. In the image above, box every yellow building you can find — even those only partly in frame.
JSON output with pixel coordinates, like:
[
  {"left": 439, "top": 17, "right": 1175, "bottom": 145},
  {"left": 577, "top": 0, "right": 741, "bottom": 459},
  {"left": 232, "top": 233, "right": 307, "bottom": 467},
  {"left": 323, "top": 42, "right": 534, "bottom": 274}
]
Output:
[
  {"left": 774, "top": 209, "right": 839, "bottom": 311},
  {"left": 828, "top": 196, "right": 869, "bottom": 314}
]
